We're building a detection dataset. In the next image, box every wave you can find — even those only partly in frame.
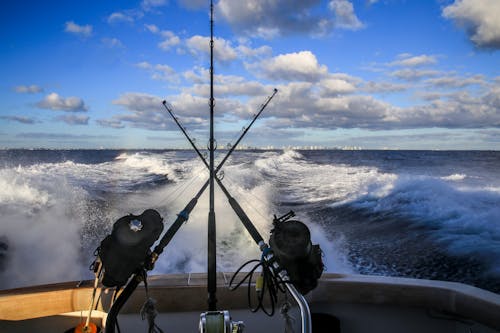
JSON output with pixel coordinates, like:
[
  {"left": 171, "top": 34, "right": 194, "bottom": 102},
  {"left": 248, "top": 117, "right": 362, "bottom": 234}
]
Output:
[
  {"left": 343, "top": 174, "right": 500, "bottom": 275},
  {"left": 441, "top": 173, "right": 467, "bottom": 181},
  {"left": 1, "top": 149, "right": 498, "bottom": 290}
]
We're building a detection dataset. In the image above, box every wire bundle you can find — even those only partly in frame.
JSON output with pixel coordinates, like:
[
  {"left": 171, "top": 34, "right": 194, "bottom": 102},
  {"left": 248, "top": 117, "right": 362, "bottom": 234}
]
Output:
[{"left": 229, "top": 256, "right": 288, "bottom": 316}]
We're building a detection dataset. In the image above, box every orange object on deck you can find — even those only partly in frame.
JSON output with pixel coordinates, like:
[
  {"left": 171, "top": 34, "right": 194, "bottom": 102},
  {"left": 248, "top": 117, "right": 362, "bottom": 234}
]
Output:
[{"left": 74, "top": 322, "right": 98, "bottom": 333}]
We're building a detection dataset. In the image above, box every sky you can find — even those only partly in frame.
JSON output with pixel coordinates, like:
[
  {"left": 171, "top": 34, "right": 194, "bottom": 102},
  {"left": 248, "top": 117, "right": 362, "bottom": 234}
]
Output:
[{"left": 1, "top": 0, "right": 499, "bottom": 150}]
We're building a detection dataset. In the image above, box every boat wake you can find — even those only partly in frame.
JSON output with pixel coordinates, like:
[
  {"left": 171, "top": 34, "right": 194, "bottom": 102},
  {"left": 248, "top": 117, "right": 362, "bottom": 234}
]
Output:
[{"left": 0, "top": 149, "right": 499, "bottom": 293}]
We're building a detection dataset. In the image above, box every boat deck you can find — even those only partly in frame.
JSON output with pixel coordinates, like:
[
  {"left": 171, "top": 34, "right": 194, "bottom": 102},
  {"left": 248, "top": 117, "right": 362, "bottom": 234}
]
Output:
[{"left": 1, "top": 273, "right": 499, "bottom": 332}]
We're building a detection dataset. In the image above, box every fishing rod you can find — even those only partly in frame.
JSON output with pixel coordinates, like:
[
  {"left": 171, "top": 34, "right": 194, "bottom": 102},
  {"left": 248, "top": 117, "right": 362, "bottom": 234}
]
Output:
[
  {"left": 208, "top": 0, "right": 216, "bottom": 310},
  {"left": 161, "top": 99, "right": 312, "bottom": 333},
  {"left": 162, "top": 87, "right": 278, "bottom": 175},
  {"left": 104, "top": 88, "right": 278, "bottom": 333},
  {"left": 161, "top": 88, "right": 277, "bottom": 244},
  {"left": 215, "top": 88, "right": 277, "bottom": 174}
]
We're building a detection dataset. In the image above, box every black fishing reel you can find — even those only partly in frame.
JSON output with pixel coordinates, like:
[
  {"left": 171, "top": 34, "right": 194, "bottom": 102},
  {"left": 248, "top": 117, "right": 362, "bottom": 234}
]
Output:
[
  {"left": 97, "top": 209, "right": 164, "bottom": 287},
  {"left": 269, "top": 211, "right": 324, "bottom": 295}
]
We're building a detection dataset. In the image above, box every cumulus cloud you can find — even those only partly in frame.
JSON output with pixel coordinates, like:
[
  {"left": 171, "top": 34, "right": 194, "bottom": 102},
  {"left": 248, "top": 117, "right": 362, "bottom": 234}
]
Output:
[
  {"left": 237, "top": 44, "right": 273, "bottom": 59},
  {"left": 329, "top": 0, "right": 364, "bottom": 30},
  {"left": 182, "top": 69, "right": 270, "bottom": 97},
  {"left": 36, "top": 93, "right": 88, "bottom": 112},
  {"left": 217, "top": 0, "right": 336, "bottom": 38},
  {"left": 145, "top": 24, "right": 181, "bottom": 51},
  {"left": 99, "top": 75, "right": 500, "bottom": 133},
  {"left": 14, "top": 85, "right": 43, "bottom": 94},
  {"left": 319, "top": 74, "right": 360, "bottom": 96},
  {"left": 264, "top": 77, "right": 500, "bottom": 130},
  {"left": 64, "top": 21, "right": 92, "bottom": 38},
  {"left": 108, "top": 92, "right": 173, "bottom": 131},
  {"left": 186, "top": 35, "right": 238, "bottom": 62},
  {"left": 443, "top": 0, "right": 500, "bottom": 49},
  {"left": 0, "top": 116, "right": 37, "bottom": 124},
  {"left": 250, "top": 51, "right": 328, "bottom": 82},
  {"left": 99, "top": 90, "right": 252, "bottom": 131},
  {"left": 55, "top": 114, "right": 89, "bottom": 125},
  {"left": 159, "top": 34, "right": 181, "bottom": 51},
  {"left": 135, "top": 61, "right": 179, "bottom": 82}
]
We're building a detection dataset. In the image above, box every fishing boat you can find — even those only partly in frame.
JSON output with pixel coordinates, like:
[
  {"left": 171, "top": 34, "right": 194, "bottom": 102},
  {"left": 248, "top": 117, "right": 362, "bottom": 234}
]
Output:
[{"left": 1, "top": 2, "right": 500, "bottom": 333}]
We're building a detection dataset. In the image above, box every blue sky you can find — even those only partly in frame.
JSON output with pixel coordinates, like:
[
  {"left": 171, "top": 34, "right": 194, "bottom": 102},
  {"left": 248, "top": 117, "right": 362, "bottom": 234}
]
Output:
[{"left": 1, "top": 0, "right": 499, "bottom": 149}]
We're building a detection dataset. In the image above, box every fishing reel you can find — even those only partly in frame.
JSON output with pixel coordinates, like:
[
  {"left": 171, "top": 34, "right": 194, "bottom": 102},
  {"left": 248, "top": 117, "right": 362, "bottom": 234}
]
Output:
[
  {"left": 199, "top": 311, "right": 244, "bottom": 333},
  {"left": 269, "top": 211, "right": 324, "bottom": 295},
  {"left": 97, "top": 209, "right": 164, "bottom": 287}
]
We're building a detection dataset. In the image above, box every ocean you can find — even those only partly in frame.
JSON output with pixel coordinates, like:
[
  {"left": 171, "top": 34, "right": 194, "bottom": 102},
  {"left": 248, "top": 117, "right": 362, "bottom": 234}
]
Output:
[{"left": 0, "top": 149, "right": 499, "bottom": 293}]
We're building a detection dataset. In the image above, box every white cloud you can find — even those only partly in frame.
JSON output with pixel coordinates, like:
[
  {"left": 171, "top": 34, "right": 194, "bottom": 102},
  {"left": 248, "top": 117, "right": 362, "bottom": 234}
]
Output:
[
  {"left": 217, "top": 0, "right": 336, "bottom": 38},
  {"left": 145, "top": 24, "right": 160, "bottom": 34},
  {"left": 96, "top": 119, "right": 125, "bottom": 129},
  {"left": 250, "top": 51, "right": 328, "bottom": 82},
  {"left": 158, "top": 32, "right": 181, "bottom": 50},
  {"left": 113, "top": 92, "right": 163, "bottom": 111},
  {"left": 390, "top": 54, "right": 438, "bottom": 67},
  {"left": 319, "top": 78, "right": 357, "bottom": 96},
  {"left": 107, "top": 92, "right": 215, "bottom": 130},
  {"left": 329, "top": 0, "right": 364, "bottom": 30},
  {"left": 145, "top": 24, "right": 181, "bottom": 51},
  {"left": 361, "top": 81, "right": 408, "bottom": 93},
  {"left": 183, "top": 72, "right": 270, "bottom": 98},
  {"left": 390, "top": 69, "right": 441, "bottom": 81},
  {"left": 55, "top": 115, "right": 89, "bottom": 125},
  {"left": 426, "top": 74, "right": 485, "bottom": 88},
  {"left": 237, "top": 44, "right": 273, "bottom": 59},
  {"left": 14, "top": 85, "right": 43, "bottom": 94},
  {"left": 107, "top": 12, "right": 134, "bottom": 24},
  {"left": 0, "top": 116, "right": 37, "bottom": 124},
  {"left": 152, "top": 64, "right": 177, "bottom": 81},
  {"left": 443, "top": 0, "right": 500, "bottom": 49},
  {"left": 186, "top": 35, "right": 238, "bottom": 62},
  {"left": 264, "top": 77, "right": 500, "bottom": 130},
  {"left": 64, "top": 21, "right": 92, "bottom": 38},
  {"left": 36, "top": 93, "right": 88, "bottom": 112},
  {"left": 135, "top": 61, "right": 179, "bottom": 82}
]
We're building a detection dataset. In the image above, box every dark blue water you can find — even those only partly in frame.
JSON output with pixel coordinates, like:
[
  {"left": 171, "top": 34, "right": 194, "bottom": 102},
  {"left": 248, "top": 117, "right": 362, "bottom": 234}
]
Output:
[{"left": 1, "top": 149, "right": 499, "bottom": 293}]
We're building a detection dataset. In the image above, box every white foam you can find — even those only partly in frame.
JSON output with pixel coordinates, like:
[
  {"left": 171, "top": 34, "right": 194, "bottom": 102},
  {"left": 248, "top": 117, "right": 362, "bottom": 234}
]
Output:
[{"left": 441, "top": 173, "right": 467, "bottom": 181}]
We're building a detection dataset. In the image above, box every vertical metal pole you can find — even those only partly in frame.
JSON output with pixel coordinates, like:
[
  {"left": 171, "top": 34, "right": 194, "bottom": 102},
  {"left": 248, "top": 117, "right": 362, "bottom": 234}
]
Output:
[{"left": 207, "top": 0, "right": 217, "bottom": 311}]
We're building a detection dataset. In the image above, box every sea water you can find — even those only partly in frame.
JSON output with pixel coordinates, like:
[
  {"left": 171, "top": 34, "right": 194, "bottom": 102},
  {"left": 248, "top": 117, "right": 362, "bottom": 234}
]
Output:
[{"left": 0, "top": 149, "right": 499, "bottom": 293}]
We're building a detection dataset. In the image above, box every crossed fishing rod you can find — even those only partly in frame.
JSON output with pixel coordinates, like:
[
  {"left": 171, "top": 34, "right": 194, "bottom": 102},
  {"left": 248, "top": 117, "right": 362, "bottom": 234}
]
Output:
[
  {"left": 105, "top": 88, "right": 279, "bottom": 331},
  {"left": 153, "top": 87, "right": 278, "bottom": 259}
]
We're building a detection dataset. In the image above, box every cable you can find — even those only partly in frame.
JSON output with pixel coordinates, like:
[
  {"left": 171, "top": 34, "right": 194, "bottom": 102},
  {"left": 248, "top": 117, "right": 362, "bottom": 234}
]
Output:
[{"left": 229, "top": 256, "right": 288, "bottom": 316}]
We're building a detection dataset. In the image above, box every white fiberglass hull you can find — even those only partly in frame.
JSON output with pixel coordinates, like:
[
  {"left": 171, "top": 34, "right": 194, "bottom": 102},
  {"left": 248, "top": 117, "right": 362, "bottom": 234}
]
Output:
[{"left": 1, "top": 273, "right": 499, "bottom": 332}]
